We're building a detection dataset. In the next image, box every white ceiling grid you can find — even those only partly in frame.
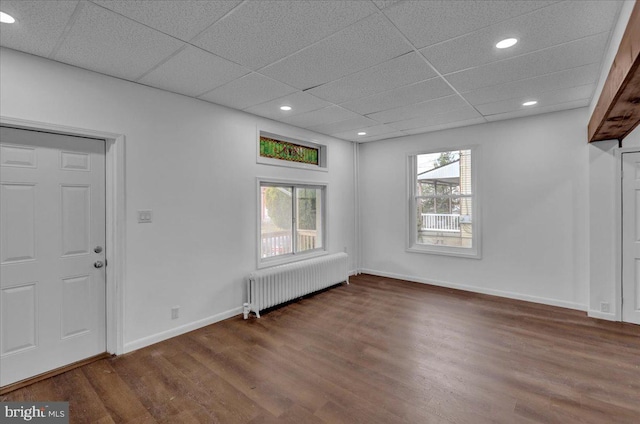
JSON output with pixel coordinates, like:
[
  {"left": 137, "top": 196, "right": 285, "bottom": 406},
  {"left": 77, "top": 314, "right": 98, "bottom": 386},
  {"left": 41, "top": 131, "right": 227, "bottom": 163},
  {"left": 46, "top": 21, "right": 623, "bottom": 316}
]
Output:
[{"left": 0, "top": 0, "right": 624, "bottom": 142}]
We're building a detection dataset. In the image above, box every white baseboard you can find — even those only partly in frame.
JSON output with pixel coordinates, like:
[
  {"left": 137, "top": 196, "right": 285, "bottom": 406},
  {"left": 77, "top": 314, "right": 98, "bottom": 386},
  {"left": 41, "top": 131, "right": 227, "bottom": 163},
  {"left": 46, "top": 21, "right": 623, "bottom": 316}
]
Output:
[
  {"left": 587, "top": 309, "right": 617, "bottom": 321},
  {"left": 360, "top": 268, "right": 588, "bottom": 312},
  {"left": 123, "top": 306, "right": 243, "bottom": 354}
]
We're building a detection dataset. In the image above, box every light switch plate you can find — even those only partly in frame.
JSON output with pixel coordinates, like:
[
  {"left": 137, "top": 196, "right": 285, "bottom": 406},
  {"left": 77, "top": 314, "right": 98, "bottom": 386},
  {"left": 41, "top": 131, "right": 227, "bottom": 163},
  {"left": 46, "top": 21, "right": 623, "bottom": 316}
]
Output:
[{"left": 137, "top": 210, "right": 153, "bottom": 223}]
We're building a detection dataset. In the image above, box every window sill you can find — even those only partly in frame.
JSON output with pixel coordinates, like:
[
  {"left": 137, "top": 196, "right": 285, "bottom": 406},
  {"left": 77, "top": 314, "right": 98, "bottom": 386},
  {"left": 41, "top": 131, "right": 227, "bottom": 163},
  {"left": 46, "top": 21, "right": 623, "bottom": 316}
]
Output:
[
  {"left": 406, "top": 244, "right": 481, "bottom": 259},
  {"left": 257, "top": 156, "right": 328, "bottom": 172},
  {"left": 258, "top": 250, "right": 328, "bottom": 269}
]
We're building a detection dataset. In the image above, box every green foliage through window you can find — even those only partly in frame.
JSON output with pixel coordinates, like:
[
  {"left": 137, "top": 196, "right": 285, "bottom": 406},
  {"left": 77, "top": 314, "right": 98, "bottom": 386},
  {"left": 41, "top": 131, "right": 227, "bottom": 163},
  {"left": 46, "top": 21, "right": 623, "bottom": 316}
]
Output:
[
  {"left": 264, "top": 187, "right": 292, "bottom": 230},
  {"left": 264, "top": 187, "right": 317, "bottom": 231},
  {"left": 297, "top": 189, "right": 317, "bottom": 230},
  {"left": 260, "top": 136, "right": 319, "bottom": 165}
]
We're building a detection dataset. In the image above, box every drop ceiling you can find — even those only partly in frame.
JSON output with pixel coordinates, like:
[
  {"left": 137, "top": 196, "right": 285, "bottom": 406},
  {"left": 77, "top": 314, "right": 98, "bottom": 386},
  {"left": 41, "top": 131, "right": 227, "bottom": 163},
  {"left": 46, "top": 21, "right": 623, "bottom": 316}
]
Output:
[{"left": 0, "top": 0, "right": 623, "bottom": 142}]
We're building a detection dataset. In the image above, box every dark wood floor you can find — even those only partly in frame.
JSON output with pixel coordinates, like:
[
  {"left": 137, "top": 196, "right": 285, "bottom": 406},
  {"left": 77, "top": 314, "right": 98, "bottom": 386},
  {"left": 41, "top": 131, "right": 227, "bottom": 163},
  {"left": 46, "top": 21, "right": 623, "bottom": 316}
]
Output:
[{"left": 2, "top": 274, "right": 640, "bottom": 423}]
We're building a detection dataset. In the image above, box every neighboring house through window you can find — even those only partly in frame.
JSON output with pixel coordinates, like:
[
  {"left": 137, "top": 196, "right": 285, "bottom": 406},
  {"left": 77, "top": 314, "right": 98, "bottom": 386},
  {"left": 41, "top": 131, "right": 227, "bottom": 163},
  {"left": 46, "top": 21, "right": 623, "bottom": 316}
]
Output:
[{"left": 408, "top": 147, "right": 480, "bottom": 258}]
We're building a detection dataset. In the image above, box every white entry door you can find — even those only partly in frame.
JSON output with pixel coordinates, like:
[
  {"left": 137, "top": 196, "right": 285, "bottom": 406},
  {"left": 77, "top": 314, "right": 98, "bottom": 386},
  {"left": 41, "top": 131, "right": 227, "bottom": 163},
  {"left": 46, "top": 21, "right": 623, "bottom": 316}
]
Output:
[
  {"left": 0, "top": 126, "right": 106, "bottom": 387},
  {"left": 622, "top": 151, "right": 640, "bottom": 325}
]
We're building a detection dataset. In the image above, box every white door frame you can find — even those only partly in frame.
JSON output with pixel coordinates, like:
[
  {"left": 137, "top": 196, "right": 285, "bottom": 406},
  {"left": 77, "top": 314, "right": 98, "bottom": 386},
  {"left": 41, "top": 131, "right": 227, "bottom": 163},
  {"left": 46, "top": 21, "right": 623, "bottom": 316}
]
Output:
[
  {"left": 615, "top": 146, "right": 640, "bottom": 322},
  {"left": 0, "top": 116, "right": 125, "bottom": 355}
]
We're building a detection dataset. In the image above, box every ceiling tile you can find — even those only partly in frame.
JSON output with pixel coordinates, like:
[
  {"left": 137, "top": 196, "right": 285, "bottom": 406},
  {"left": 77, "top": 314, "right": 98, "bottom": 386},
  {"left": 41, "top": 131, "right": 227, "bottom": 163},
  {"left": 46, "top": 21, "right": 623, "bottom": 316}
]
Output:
[
  {"left": 54, "top": 1, "right": 184, "bottom": 80},
  {"left": 243, "top": 92, "right": 331, "bottom": 121},
  {"left": 461, "top": 63, "right": 600, "bottom": 105},
  {"left": 341, "top": 77, "right": 454, "bottom": 115},
  {"left": 388, "top": 106, "right": 483, "bottom": 131},
  {"left": 384, "top": 0, "right": 558, "bottom": 49},
  {"left": 421, "top": 1, "right": 621, "bottom": 75},
  {"left": 331, "top": 124, "right": 400, "bottom": 140},
  {"left": 475, "top": 84, "right": 595, "bottom": 116},
  {"left": 0, "top": 0, "right": 78, "bottom": 57},
  {"left": 92, "top": 0, "right": 241, "bottom": 41},
  {"left": 280, "top": 106, "right": 361, "bottom": 129},
  {"left": 198, "top": 73, "right": 296, "bottom": 110},
  {"left": 259, "top": 14, "right": 412, "bottom": 90},
  {"left": 192, "top": 0, "right": 378, "bottom": 69},
  {"left": 307, "top": 116, "right": 379, "bottom": 135},
  {"left": 356, "top": 131, "right": 408, "bottom": 143},
  {"left": 443, "top": 32, "right": 609, "bottom": 93},
  {"left": 307, "top": 52, "right": 436, "bottom": 104},
  {"left": 0, "top": 0, "right": 623, "bottom": 139},
  {"left": 372, "top": 1, "right": 401, "bottom": 10},
  {"left": 138, "top": 46, "right": 249, "bottom": 97},
  {"left": 402, "top": 118, "right": 486, "bottom": 136},
  {"left": 484, "top": 98, "right": 589, "bottom": 122},
  {"left": 366, "top": 95, "right": 468, "bottom": 124}
]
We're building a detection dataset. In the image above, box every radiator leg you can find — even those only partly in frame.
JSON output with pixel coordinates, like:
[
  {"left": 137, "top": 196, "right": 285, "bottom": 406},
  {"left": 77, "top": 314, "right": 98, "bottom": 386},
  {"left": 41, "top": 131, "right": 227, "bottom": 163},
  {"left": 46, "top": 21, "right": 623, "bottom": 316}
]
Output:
[
  {"left": 243, "top": 303, "right": 250, "bottom": 320},
  {"left": 255, "top": 310, "right": 261, "bottom": 318}
]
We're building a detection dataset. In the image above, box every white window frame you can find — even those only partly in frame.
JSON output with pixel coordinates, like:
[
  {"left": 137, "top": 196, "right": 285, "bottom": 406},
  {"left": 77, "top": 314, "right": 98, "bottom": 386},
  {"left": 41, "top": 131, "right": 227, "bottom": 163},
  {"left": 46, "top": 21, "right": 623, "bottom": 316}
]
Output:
[
  {"left": 257, "top": 177, "right": 328, "bottom": 268},
  {"left": 257, "top": 130, "right": 327, "bottom": 172},
  {"left": 406, "top": 145, "right": 481, "bottom": 259}
]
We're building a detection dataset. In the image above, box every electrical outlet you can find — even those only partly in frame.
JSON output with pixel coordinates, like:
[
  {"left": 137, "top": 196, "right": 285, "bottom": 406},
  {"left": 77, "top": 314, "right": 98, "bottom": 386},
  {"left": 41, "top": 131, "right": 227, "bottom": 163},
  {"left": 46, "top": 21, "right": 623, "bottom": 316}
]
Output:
[
  {"left": 171, "top": 306, "right": 179, "bottom": 320},
  {"left": 600, "top": 302, "right": 610, "bottom": 313},
  {"left": 138, "top": 210, "right": 153, "bottom": 223}
]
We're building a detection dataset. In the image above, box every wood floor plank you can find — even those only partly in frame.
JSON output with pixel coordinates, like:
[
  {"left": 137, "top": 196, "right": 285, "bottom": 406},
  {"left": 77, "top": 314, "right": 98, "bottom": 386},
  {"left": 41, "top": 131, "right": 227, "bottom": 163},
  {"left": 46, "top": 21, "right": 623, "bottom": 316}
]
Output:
[
  {"left": 80, "top": 358, "right": 156, "bottom": 423},
  {"left": 25, "top": 378, "right": 63, "bottom": 402},
  {"left": 157, "top": 338, "right": 268, "bottom": 423},
  {"left": 2, "top": 274, "right": 639, "bottom": 423},
  {"left": 53, "top": 368, "right": 112, "bottom": 423},
  {"left": 109, "top": 350, "right": 209, "bottom": 423},
  {"left": 182, "top": 338, "right": 294, "bottom": 417}
]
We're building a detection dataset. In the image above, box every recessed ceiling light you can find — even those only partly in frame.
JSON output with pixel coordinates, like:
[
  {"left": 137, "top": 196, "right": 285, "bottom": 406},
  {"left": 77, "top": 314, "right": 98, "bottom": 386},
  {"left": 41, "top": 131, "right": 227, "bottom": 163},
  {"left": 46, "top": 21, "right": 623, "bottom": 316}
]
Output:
[
  {"left": 357, "top": 132, "right": 366, "bottom": 136},
  {"left": 0, "top": 11, "right": 16, "bottom": 24},
  {"left": 280, "top": 105, "right": 292, "bottom": 111},
  {"left": 522, "top": 100, "right": 538, "bottom": 106},
  {"left": 496, "top": 38, "right": 518, "bottom": 49}
]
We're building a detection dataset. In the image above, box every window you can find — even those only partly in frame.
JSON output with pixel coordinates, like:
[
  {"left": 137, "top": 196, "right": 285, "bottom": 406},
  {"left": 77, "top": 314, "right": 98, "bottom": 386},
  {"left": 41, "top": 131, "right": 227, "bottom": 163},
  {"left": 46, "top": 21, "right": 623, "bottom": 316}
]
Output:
[
  {"left": 260, "top": 136, "right": 319, "bottom": 165},
  {"left": 259, "top": 180, "right": 326, "bottom": 266},
  {"left": 257, "top": 131, "right": 327, "bottom": 171},
  {"left": 407, "top": 147, "right": 480, "bottom": 258}
]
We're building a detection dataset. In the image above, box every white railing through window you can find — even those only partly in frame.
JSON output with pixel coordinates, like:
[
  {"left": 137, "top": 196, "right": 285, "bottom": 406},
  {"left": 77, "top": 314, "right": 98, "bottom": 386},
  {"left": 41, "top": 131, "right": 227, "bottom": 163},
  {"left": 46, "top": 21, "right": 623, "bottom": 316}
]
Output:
[
  {"left": 261, "top": 230, "right": 317, "bottom": 258},
  {"left": 261, "top": 231, "right": 291, "bottom": 258},
  {"left": 421, "top": 214, "right": 460, "bottom": 232}
]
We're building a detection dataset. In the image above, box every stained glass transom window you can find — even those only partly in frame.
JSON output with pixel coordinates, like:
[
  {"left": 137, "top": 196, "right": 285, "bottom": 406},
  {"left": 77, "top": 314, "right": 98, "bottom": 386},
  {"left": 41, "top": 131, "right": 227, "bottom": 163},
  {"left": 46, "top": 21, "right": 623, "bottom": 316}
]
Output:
[{"left": 259, "top": 136, "right": 319, "bottom": 165}]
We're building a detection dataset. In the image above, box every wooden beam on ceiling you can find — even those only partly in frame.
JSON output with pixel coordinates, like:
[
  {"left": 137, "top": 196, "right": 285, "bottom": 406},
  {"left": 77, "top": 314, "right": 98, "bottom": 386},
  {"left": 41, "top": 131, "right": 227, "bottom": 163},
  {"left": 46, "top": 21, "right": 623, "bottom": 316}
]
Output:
[{"left": 588, "top": 0, "right": 640, "bottom": 143}]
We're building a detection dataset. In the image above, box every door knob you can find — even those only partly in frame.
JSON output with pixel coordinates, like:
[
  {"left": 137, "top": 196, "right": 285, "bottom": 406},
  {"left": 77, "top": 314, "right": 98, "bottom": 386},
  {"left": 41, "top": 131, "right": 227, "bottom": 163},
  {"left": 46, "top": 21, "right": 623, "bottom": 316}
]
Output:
[
  {"left": 94, "top": 261, "right": 104, "bottom": 269},
  {"left": 94, "top": 246, "right": 103, "bottom": 253}
]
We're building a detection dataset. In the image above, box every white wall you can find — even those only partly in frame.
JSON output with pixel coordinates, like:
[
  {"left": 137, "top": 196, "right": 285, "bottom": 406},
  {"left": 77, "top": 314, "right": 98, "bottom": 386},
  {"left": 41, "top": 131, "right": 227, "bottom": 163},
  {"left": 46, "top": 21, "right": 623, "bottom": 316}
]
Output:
[
  {"left": 0, "top": 48, "right": 356, "bottom": 351},
  {"left": 358, "top": 108, "right": 590, "bottom": 310}
]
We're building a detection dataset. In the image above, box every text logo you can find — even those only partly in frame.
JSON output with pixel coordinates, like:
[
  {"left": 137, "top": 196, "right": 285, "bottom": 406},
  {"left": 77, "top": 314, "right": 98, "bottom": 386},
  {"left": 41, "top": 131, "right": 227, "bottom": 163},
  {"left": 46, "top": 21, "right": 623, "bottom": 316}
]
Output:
[{"left": 1, "top": 402, "right": 68, "bottom": 423}]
